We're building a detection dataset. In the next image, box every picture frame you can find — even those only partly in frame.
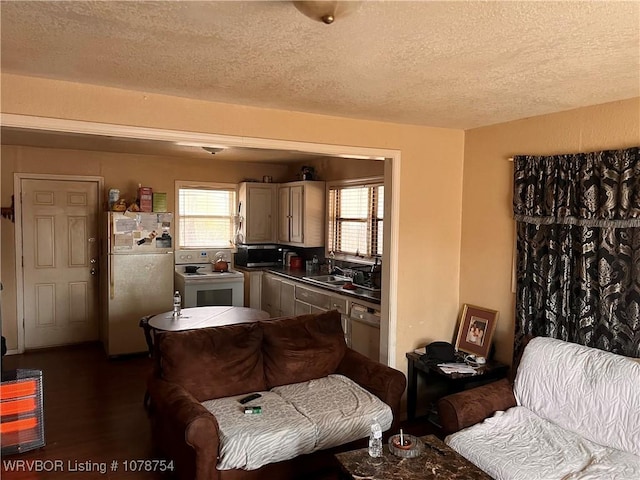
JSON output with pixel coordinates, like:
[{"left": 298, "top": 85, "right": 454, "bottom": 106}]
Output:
[{"left": 454, "top": 304, "right": 499, "bottom": 359}]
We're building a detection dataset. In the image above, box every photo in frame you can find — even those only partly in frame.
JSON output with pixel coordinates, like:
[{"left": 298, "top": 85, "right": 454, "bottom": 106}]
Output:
[{"left": 454, "top": 304, "right": 499, "bottom": 359}]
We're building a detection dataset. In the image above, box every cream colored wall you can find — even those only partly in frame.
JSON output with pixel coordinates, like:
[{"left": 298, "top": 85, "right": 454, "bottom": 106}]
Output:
[
  {"left": 460, "top": 98, "right": 640, "bottom": 365},
  {"left": 1, "top": 74, "right": 466, "bottom": 373}
]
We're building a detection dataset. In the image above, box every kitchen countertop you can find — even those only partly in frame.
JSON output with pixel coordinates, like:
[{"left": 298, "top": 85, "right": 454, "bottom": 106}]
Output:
[{"left": 235, "top": 266, "right": 381, "bottom": 305}]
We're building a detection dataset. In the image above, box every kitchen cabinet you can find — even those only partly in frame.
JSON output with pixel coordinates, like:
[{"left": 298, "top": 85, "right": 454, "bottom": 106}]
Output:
[
  {"left": 350, "top": 303, "right": 381, "bottom": 362},
  {"left": 294, "top": 300, "right": 327, "bottom": 316},
  {"left": 261, "top": 272, "right": 295, "bottom": 317},
  {"left": 240, "top": 270, "right": 263, "bottom": 310},
  {"left": 295, "top": 283, "right": 349, "bottom": 344},
  {"left": 263, "top": 273, "right": 380, "bottom": 353},
  {"left": 277, "top": 181, "right": 325, "bottom": 247},
  {"left": 262, "top": 273, "right": 280, "bottom": 317},
  {"left": 239, "top": 182, "right": 277, "bottom": 243},
  {"left": 279, "top": 280, "right": 295, "bottom": 317}
]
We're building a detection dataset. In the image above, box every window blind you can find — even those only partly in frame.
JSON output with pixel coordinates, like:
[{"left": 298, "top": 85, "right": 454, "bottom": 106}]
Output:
[
  {"left": 178, "top": 187, "right": 236, "bottom": 248},
  {"left": 328, "top": 183, "right": 383, "bottom": 258}
]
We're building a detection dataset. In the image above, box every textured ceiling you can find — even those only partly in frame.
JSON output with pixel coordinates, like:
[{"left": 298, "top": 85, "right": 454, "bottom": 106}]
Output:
[{"left": 1, "top": 1, "right": 639, "bottom": 130}]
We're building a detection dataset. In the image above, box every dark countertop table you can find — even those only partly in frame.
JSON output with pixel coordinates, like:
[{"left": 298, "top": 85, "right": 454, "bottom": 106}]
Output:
[{"left": 335, "top": 434, "right": 492, "bottom": 479}]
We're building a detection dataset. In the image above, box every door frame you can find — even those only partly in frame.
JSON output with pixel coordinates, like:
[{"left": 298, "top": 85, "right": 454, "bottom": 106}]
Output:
[
  {"left": 14, "top": 173, "right": 104, "bottom": 353},
  {"left": 3, "top": 113, "right": 400, "bottom": 368}
]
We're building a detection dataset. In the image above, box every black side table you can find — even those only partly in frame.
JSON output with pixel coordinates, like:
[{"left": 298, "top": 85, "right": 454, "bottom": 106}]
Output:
[{"left": 405, "top": 351, "right": 509, "bottom": 422}]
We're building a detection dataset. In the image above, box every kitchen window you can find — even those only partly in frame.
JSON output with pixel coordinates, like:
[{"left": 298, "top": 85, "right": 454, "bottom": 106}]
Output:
[
  {"left": 176, "top": 182, "right": 237, "bottom": 248},
  {"left": 327, "top": 178, "right": 383, "bottom": 259}
]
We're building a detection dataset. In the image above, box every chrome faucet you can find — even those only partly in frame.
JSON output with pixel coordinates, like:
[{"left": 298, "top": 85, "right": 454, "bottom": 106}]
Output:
[{"left": 331, "top": 265, "right": 346, "bottom": 275}]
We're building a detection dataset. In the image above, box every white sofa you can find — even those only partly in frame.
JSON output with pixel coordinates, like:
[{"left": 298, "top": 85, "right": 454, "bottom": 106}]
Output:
[{"left": 440, "top": 337, "right": 640, "bottom": 480}]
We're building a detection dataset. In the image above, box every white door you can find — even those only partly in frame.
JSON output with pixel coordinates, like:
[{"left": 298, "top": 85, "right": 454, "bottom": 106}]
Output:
[{"left": 21, "top": 178, "right": 100, "bottom": 349}]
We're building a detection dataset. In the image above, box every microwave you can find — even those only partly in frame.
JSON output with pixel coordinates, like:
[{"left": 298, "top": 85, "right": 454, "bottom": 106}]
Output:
[{"left": 235, "top": 244, "right": 282, "bottom": 267}]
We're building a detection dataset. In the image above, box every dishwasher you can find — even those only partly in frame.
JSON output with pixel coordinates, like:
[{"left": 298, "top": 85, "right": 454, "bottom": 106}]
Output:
[{"left": 349, "top": 303, "right": 381, "bottom": 362}]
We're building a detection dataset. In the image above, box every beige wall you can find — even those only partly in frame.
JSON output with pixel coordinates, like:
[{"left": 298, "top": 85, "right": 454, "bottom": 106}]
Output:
[
  {"left": 1, "top": 74, "right": 466, "bottom": 374},
  {"left": 460, "top": 97, "right": 640, "bottom": 365}
]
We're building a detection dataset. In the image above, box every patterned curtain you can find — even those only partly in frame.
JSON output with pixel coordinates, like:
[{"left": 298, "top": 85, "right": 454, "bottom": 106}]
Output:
[{"left": 513, "top": 147, "right": 640, "bottom": 359}]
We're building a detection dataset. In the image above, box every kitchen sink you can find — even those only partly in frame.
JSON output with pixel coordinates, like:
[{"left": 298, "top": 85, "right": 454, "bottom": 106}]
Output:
[{"left": 302, "top": 274, "right": 351, "bottom": 286}]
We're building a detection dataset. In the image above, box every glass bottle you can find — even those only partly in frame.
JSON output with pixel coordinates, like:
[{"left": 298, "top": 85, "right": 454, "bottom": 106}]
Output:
[
  {"left": 368, "top": 417, "right": 383, "bottom": 458},
  {"left": 173, "top": 290, "right": 181, "bottom": 318}
]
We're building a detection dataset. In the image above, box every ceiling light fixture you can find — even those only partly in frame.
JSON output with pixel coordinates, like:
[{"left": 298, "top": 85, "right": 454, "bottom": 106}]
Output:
[
  {"left": 293, "top": 1, "right": 360, "bottom": 25},
  {"left": 202, "top": 146, "right": 224, "bottom": 155},
  {"left": 175, "top": 141, "right": 228, "bottom": 149}
]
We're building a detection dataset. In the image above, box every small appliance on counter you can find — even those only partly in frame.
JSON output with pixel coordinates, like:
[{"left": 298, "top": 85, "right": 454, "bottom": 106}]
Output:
[
  {"left": 234, "top": 244, "right": 281, "bottom": 267},
  {"left": 290, "top": 256, "right": 303, "bottom": 270}
]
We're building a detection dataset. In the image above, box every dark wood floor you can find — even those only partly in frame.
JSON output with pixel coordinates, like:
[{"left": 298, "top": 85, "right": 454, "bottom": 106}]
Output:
[{"left": 1, "top": 343, "right": 438, "bottom": 480}]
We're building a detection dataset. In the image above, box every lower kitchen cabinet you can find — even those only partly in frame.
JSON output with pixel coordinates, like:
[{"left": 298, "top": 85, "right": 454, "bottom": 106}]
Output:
[
  {"left": 241, "top": 270, "right": 263, "bottom": 310},
  {"left": 350, "top": 303, "right": 381, "bottom": 362},
  {"left": 262, "top": 273, "right": 281, "bottom": 317},
  {"left": 261, "top": 273, "right": 381, "bottom": 361},
  {"left": 279, "top": 280, "right": 295, "bottom": 317},
  {"left": 261, "top": 272, "right": 295, "bottom": 317},
  {"left": 295, "top": 283, "right": 350, "bottom": 347}
]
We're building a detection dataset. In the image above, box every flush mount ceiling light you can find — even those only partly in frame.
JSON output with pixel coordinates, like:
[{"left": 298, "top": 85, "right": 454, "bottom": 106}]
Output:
[
  {"left": 293, "top": 1, "right": 361, "bottom": 25},
  {"left": 202, "top": 146, "right": 225, "bottom": 155},
  {"left": 174, "top": 142, "right": 228, "bottom": 154}
]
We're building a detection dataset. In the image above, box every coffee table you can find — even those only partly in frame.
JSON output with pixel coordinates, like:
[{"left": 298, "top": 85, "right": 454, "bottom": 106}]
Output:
[{"left": 334, "top": 434, "right": 491, "bottom": 480}]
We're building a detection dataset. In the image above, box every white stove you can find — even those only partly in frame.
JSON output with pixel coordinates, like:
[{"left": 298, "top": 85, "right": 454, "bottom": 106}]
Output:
[{"left": 175, "top": 249, "right": 244, "bottom": 307}]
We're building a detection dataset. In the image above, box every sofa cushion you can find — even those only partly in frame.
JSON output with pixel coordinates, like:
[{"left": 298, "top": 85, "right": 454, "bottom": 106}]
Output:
[
  {"left": 156, "top": 323, "right": 266, "bottom": 401},
  {"left": 514, "top": 337, "right": 640, "bottom": 456},
  {"left": 446, "top": 406, "right": 640, "bottom": 480},
  {"left": 271, "top": 374, "right": 393, "bottom": 450},
  {"left": 260, "top": 310, "right": 347, "bottom": 388},
  {"left": 202, "top": 391, "right": 317, "bottom": 471}
]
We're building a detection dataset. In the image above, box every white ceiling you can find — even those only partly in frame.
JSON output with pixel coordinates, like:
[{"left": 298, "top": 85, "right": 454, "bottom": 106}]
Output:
[{"left": 1, "top": 1, "right": 638, "bottom": 131}]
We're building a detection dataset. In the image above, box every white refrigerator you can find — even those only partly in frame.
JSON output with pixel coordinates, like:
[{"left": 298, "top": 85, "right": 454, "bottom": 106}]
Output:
[{"left": 103, "top": 212, "right": 174, "bottom": 356}]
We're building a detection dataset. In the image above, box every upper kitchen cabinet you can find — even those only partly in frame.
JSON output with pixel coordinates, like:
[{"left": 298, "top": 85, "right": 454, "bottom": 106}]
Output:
[
  {"left": 278, "top": 181, "right": 325, "bottom": 247},
  {"left": 238, "top": 182, "right": 277, "bottom": 243}
]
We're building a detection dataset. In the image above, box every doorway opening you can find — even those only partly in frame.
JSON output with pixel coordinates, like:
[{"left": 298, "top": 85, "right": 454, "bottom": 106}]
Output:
[{"left": 2, "top": 114, "right": 400, "bottom": 367}]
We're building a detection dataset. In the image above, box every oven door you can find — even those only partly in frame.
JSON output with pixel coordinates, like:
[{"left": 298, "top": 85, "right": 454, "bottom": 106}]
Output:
[{"left": 181, "top": 278, "right": 244, "bottom": 308}]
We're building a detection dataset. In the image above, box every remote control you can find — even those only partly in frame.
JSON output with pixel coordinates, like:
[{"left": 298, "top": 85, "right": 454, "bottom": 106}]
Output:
[{"left": 238, "top": 393, "right": 262, "bottom": 404}]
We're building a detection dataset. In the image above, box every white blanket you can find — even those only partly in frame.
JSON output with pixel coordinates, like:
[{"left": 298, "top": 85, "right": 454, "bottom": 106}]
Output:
[
  {"left": 202, "top": 391, "right": 316, "bottom": 471},
  {"left": 446, "top": 406, "right": 640, "bottom": 480},
  {"left": 514, "top": 337, "right": 640, "bottom": 456},
  {"left": 271, "top": 374, "right": 393, "bottom": 451},
  {"left": 202, "top": 374, "right": 393, "bottom": 471}
]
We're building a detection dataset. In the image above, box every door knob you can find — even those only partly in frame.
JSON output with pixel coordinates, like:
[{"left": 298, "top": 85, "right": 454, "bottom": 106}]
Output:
[{"left": 90, "top": 268, "right": 97, "bottom": 276}]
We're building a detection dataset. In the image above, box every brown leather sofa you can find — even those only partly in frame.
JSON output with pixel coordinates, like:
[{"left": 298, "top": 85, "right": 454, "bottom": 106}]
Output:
[
  {"left": 437, "top": 378, "right": 516, "bottom": 435},
  {"left": 146, "top": 310, "right": 406, "bottom": 480},
  {"left": 437, "top": 336, "right": 529, "bottom": 435}
]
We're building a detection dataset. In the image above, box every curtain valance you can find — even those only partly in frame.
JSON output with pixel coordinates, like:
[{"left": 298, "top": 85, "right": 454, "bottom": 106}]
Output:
[{"left": 513, "top": 147, "right": 640, "bottom": 227}]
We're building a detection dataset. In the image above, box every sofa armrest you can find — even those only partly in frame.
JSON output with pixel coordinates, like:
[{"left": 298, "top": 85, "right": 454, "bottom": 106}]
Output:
[
  {"left": 147, "top": 378, "right": 220, "bottom": 480},
  {"left": 437, "top": 378, "right": 516, "bottom": 435},
  {"left": 335, "top": 348, "right": 407, "bottom": 430}
]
